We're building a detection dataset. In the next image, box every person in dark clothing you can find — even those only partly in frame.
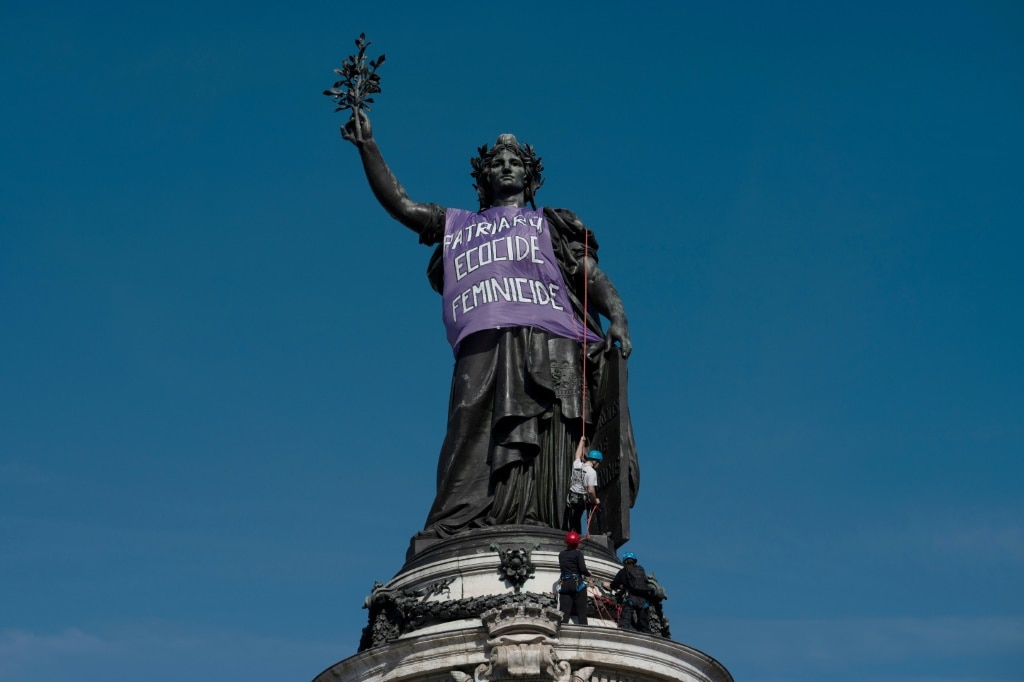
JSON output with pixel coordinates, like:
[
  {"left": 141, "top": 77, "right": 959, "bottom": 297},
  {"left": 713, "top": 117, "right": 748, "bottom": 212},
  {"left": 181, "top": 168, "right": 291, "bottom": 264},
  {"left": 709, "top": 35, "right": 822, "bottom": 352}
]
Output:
[
  {"left": 604, "top": 551, "right": 651, "bottom": 632},
  {"left": 557, "top": 531, "right": 592, "bottom": 624}
]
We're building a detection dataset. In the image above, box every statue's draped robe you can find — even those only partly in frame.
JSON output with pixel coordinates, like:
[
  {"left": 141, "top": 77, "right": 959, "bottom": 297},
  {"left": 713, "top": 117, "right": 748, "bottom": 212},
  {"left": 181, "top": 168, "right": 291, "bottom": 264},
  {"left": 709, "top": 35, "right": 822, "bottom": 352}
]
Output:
[{"left": 417, "top": 206, "right": 638, "bottom": 539}]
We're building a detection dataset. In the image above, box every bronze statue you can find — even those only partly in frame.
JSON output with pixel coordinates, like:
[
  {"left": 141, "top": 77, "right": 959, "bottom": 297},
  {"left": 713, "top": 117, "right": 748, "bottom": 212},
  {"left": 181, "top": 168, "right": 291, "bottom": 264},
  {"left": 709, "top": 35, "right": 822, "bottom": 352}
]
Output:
[{"left": 336, "top": 59, "right": 638, "bottom": 547}]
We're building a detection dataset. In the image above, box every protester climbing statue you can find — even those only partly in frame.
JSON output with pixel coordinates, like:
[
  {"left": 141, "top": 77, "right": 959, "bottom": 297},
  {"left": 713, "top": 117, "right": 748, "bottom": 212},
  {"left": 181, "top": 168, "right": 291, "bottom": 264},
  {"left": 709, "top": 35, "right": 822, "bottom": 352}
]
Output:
[{"left": 327, "top": 35, "right": 639, "bottom": 549}]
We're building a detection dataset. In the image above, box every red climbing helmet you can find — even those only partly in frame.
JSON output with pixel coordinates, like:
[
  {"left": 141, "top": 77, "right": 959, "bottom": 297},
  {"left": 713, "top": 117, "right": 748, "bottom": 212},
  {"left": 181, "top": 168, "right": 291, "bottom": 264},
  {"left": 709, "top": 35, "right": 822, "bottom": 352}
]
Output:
[{"left": 565, "top": 531, "right": 581, "bottom": 547}]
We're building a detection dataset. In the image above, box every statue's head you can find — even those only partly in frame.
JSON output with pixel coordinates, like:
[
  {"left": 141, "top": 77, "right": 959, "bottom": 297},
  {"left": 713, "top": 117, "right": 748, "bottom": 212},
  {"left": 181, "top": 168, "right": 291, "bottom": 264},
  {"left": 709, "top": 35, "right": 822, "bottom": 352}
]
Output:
[{"left": 470, "top": 134, "right": 544, "bottom": 210}]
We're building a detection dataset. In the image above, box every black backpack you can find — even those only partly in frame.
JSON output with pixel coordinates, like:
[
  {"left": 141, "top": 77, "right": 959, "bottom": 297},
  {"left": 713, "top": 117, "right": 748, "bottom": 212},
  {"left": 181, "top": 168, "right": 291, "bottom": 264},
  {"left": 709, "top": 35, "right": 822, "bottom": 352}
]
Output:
[{"left": 624, "top": 563, "right": 651, "bottom": 596}]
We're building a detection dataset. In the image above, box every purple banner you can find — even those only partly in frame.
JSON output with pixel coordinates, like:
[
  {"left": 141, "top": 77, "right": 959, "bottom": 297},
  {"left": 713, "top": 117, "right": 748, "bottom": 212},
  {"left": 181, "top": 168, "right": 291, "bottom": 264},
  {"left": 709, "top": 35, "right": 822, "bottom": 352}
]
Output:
[{"left": 441, "top": 206, "right": 603, "bottom": 354}]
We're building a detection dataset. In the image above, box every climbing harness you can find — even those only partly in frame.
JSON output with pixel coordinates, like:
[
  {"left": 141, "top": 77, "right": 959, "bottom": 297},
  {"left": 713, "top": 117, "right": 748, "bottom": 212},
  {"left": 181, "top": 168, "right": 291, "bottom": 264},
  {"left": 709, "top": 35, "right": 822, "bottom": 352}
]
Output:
[{"left": 558, "top": 572, "right": 587, "bottom": 594}]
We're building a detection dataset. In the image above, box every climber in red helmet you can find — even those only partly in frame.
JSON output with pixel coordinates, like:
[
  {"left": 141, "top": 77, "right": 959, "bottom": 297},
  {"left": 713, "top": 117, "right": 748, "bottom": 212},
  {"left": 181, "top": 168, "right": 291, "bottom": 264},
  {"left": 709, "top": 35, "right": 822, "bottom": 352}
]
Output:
[{"left": 557, "top": 531, "right": 592, "bottom": 624}]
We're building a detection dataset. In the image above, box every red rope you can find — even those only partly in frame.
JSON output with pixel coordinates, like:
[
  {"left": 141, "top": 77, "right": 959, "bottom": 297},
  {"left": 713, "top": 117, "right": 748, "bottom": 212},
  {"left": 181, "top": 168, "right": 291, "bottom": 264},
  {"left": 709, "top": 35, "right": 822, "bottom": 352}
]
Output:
[
  {"left": 589, "top": 585, "right": 618, "bottom": 624},
  {"left": 583, "top": 502, "right": 599, "bottom": 539},
  {"left": 581, "top": 229, "right": 590, "bottom": 442},
  {"left": 579, "top": 231, "right": 593, "bottom": 537},
  {"left": 569, "top": 230, "right": 594, "bottom": 539}
]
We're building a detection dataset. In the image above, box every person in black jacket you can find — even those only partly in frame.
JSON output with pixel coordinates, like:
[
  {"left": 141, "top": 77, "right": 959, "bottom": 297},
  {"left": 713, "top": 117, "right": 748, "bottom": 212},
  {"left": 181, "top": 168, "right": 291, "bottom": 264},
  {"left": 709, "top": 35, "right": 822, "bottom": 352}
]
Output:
[
  {"left": 557, "top": 531, "right": 592, "bottom": 624},
  {"left": 604, "top": 551, "right": 651, "bottom": 632}
]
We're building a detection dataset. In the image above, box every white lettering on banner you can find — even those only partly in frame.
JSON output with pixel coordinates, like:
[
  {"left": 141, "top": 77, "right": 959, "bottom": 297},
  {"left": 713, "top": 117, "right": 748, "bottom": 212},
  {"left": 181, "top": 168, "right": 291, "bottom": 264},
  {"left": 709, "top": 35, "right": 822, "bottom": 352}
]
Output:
[
  {"left": 449, "top": 277, "right": 564, "bottom": 322},
  {"left": 452, "top": 235, "right": 546, "bottom": 281},
  {"left": 443, "top": 214, "right": 546, "bottom": 252}
]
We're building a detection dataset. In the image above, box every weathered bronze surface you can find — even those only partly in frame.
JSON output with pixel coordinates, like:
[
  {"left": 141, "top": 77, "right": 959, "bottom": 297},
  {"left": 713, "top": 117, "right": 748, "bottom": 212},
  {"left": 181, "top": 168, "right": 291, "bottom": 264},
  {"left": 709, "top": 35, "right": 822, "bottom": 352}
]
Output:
[{"left": 332, "top": 40, "right": 638, "bottom": 551}]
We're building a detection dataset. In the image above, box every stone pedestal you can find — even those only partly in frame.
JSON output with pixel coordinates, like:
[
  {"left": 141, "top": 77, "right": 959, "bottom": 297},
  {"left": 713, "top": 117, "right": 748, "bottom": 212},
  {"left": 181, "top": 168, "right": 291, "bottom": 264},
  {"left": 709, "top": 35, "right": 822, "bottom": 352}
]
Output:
[{"left": 313, "top": 527, "right": 731, "bottom": 682}]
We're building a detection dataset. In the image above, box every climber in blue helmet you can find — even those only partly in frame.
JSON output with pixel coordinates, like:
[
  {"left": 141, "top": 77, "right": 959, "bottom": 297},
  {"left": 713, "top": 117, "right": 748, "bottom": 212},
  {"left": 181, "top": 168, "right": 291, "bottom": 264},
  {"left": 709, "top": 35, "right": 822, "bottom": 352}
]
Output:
[
  {"left": 604, "top": 551, "right": 654, "bottom": 632},
  {"left": 564, "top": 436, "right": 606, "bottom": 536}
]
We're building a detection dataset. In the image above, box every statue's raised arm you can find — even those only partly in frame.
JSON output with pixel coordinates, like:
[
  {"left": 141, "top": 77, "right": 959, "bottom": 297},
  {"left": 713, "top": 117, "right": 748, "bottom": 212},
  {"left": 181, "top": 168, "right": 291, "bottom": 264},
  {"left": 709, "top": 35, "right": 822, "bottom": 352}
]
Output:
[{"left": 341, "top": 110, "right": 439, "bottom": 235}]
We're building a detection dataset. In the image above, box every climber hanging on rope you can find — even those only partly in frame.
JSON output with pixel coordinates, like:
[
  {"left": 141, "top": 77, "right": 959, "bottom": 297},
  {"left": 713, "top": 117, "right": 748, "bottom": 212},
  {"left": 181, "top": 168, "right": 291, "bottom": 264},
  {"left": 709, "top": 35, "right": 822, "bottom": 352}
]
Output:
[{"left": 565, "top": 436, "right": 606, "bottom": 536}]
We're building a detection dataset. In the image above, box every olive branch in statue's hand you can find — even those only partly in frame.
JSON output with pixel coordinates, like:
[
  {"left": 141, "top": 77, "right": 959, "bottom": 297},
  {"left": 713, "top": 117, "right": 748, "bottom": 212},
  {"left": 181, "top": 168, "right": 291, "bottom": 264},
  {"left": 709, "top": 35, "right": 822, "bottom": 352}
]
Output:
[{"left": 323, "top": 33, "right": 385, "bottom": 115}]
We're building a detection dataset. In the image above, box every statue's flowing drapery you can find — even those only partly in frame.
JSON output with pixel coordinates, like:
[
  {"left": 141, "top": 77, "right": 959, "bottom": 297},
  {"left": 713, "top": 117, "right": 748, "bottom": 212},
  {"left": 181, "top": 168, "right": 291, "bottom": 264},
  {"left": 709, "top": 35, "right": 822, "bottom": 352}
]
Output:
[{"left": 414, "top": 207, "right": 639, "bottom": 543}]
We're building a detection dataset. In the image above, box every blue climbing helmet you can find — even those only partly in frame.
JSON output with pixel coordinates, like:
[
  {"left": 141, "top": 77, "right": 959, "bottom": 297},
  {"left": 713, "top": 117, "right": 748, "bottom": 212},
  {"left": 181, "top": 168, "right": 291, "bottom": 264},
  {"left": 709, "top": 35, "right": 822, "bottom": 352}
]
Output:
[
  {"left": 622, "top": 551, "right": 637, "bottom": 563},
  {"left": 587, "top": 450, "right": 603, "bottom": 462}
]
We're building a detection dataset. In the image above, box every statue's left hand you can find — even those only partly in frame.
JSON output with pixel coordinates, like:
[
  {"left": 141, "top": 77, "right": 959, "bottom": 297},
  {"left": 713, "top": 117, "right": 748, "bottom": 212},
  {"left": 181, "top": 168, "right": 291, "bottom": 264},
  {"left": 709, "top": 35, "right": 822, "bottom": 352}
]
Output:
[{"left": 601, "top": 322, "right": 632, "bottom": 359}]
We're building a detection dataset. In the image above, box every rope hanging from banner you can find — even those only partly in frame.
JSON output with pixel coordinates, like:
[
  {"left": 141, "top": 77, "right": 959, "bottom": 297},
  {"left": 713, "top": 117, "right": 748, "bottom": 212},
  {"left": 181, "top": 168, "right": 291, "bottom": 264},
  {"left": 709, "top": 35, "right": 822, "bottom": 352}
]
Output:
[{"left": 580, "top": 228, "right": 590, "bottom": 442}]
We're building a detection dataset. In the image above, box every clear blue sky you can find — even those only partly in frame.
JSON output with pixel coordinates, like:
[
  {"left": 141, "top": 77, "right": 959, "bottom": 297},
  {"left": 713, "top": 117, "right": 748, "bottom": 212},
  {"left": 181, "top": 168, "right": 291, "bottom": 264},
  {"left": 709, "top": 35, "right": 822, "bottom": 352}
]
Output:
[{"left": 2, "top": 1, "right": 1022, "bottom": 681}]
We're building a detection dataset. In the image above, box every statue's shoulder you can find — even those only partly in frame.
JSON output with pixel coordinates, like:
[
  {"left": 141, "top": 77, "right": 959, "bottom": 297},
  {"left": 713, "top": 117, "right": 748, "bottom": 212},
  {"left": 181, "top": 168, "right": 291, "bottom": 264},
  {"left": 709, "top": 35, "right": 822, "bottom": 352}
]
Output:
[
  {"left": 543, "top": 207, "right": 585, "bottom": 235},
  {"left": 543, "top": 207, "right": 596, "bottom": 251},
  {"left": 544, "top": 207, "right": 583, "bottom": 226}
]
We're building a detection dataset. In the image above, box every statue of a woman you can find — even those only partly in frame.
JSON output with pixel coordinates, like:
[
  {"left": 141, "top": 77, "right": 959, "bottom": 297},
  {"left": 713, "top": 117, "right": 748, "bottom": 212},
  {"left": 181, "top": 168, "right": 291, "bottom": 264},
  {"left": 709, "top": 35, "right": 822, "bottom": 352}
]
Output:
[{"left": 342, "top": 112, "right": 638, "bottom": 546}]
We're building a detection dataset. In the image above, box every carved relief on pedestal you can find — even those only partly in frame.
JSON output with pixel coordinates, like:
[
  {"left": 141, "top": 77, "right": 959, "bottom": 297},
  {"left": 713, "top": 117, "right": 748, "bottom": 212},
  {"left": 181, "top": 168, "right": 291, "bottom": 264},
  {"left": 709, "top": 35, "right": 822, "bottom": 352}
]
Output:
[
  {"left": 448, "top": 603, "right": 595, "bottom": 682},
  {"left": 490, "top": 543, "right": 540, "bottom": 594}
]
